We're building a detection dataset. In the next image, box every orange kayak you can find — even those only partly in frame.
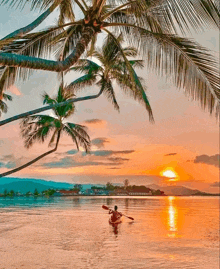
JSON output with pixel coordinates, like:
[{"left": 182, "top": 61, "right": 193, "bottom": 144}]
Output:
[{"left": 109, "top": 217, "right": 122, "bottom": 226}]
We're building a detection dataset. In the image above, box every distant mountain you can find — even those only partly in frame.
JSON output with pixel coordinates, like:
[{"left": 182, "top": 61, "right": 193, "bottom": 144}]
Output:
[
  {"left": 147, "top": 184, "right": 206, "bottom": 196},
  {"left": 0, "top": 177, "right": 105, "bottom": 194},
  {"left": 0, "top": 178, "right": 74, "bottom": 194}
]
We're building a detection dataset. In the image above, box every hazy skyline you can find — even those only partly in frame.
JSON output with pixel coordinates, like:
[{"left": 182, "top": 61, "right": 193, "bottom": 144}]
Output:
[{"left": 0, "top": 4, "right": 219, "bottom": 193}]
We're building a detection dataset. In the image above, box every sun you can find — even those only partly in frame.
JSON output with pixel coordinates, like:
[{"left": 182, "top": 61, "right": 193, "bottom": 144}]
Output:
[
  {"left": 163, "top": 170, "right": 176, "bottom": 178},
  {"left": 161, "top": 168, "right": 178, "bottom": 181}
]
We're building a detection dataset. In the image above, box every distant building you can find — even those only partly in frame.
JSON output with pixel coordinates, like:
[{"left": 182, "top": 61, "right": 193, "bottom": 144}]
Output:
[
  {"left": 57, "top": 190, "right": 79, "bottom": 196},
  {"left": 114, "top": 189, "right": 129, "bottom": 196},
  {"left": 53, "top": 191, "right": 62, "bottom": 197},
  {"left": 92, "top": 188, "right": 109, "bottom": 195},
  {"left": 85, "top": 189, "right": 95, "bottom": 195},
  {"left": 128, "top": 187, "right": 152, "bottom": 196}
]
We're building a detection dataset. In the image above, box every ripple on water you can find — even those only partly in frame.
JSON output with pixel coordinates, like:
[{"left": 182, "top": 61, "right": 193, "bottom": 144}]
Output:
[{"left": 0, "top": 197, "right": 219, "bottom": 269}]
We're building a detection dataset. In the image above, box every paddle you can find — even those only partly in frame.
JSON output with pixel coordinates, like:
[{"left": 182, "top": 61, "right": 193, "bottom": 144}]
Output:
[{"left": 102, "top": 205, "right": 134, "bottom": 221}]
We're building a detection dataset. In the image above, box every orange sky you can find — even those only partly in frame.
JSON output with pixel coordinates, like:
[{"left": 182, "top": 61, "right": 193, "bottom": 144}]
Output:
[{"left": 0, "top": 5, "right": 219, "bottom": 193}]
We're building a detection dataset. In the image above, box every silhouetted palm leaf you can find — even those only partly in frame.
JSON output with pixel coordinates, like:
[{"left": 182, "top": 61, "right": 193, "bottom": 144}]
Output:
[
  {"left": 21, "top": 84, "right": 90, "bottom": 151},
  {"left": 0, "top": 93, "right": 12, "bottom": 117}
]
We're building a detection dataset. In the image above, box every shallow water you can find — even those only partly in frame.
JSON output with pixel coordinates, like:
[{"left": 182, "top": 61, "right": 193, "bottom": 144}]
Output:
[{"left": 0, "top": 196, "right": 219, "bottom": 269}]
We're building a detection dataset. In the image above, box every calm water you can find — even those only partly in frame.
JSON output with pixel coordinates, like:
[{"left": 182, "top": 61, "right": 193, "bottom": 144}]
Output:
[{"left": 0, "top": 196, "right": 219, "bottom": 269}]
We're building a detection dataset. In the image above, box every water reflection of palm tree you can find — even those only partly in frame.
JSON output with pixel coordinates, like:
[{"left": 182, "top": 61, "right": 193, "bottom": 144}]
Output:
[
  {"left": 106, "top": 198, "right": 113, "bottom": 206},
  {"left": 125, "top": 198, "right": 129, "bottom": 210}
]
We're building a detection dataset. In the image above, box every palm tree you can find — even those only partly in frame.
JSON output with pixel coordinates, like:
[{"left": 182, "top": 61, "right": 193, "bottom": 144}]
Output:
[
  {"left": 0, "top": 0, "right": 219, "bottom": 116},
  {"left": 0, "top": 93, "right": 12, "bottom": 117},
  {"left": 0, "top": 85, "right": 90, "bottom": 177},
  {"left": 66, "top": 34, "right": 154, "bottom": 121}
]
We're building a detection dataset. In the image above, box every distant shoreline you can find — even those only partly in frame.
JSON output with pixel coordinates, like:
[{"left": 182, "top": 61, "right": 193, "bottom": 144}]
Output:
[{"left": 0, "top": 194, "right": 219, "bottom": 198}]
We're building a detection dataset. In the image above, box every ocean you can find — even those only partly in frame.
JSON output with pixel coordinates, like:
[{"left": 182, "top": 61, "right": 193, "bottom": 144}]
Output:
[{"left": 0, "top": 196, "right": 219, "bottom": 268}]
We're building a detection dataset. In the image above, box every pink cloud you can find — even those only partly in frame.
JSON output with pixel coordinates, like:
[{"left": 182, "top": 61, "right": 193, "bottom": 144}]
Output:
[{"left": 8, "top": 85, "right": 22, "bottom": 96}]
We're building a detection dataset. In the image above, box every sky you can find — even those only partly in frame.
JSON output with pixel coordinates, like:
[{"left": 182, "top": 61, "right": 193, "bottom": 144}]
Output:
[{"left": 0, "top": 3, "right": 219, "bottom": 193}]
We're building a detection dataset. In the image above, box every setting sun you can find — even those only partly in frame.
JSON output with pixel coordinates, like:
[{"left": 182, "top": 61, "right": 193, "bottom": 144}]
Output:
[{"left": 161, "top": 168, "right": 178, "bottom": 181}]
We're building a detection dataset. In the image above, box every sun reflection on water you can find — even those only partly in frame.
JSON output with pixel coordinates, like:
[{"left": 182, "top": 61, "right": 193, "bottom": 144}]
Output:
[{"left": 167, "top": 196, "right": 178, "bottom": 237}]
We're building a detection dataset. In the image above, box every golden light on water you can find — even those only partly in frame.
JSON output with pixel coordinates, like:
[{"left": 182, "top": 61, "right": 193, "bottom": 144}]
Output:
[
  {"left": 168, "top": 196, "right": 177, "bottom": 232},
  {"left": 166, "top": 196, "right": 179, "bottom": 238}
]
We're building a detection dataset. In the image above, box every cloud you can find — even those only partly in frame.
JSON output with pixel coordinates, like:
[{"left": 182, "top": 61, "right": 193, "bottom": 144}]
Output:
[
  {"left": 0, "top": 154, "right": 16, "bottom": 169},
  {"left": 91, "top": 138, "right": 110, "bottom": 148},
  {"left": 44, "top": 148, "right": 135, "bottom": 168},
  {"left": 0, "top": 161, "right": 16, "bottom": 169},
  {"left": 90, "top": 150, "right": 113, "bottom": 157},
  {"left": 210, "top": 182, "right": 220, "bottom": 187},
  {"left": 42, "top": 157, "right": 122, "bottom": 168},
  {"left": 1, "top": 154, "right": 14, "bottom": 161},
  {"left": 108, "top": 157, "right": 129, "bottom": 162},
  {"left": 83, "top": 119, "right": 104, "bottom": 124},
  {"left": 8, "top": 85, "right": 22, "bottom": 96},
  {"left": 67, "top": 149, "right": 78, "bottom": 155},
  {"left": 90, "top": 150, "right": 134, "bottom": 157},
  {"left": 107, "top": 167, "right": 121, "bottom": 170},
  {"left": 66, "top": 149, "right": 135, "bottom": 157},
  {"left": 194, "top": 154, "right": 219, "bottom": 167},
  {"left": 164, "top": 153, "right": 177, "bottom": 156}
]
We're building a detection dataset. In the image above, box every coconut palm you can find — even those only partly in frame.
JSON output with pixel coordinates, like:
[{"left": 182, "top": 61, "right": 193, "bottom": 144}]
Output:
[
  {"left": 0, "top": 0, "right": 219, "bottom": 117},
  {"left": 0, "top": 93, "right": 12, "bottom": 118},
  {"left": 66, "top": 34, "right": 154, "bottom": 121},
  {"left": 0, "top": 85, "right": 90, "bottom": 177}
]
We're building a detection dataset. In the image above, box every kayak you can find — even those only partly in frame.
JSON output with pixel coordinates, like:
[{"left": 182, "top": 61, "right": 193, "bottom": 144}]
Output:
[{"left": 109, "top": 217, "right": 122, "bottom": 226}]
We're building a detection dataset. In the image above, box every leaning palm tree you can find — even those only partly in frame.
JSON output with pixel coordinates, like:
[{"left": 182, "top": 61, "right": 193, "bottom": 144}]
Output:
[
  {"left": 0, "top": 93, "right": 12, "bottom": 118},
  {"left": 0, "top": 85, "right": 90, "bottom": 177},
  {"left": 0, "top": 0, "right": 219, "bottom": 117},
  {"left": 66, "top": 34, "right": 154, "bottom": 121}
]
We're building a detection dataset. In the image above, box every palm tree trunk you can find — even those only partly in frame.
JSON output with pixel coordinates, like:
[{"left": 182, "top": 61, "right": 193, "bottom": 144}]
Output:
[
  {"left": 0, "top": 88, "right": 104, "bottom": 126},
  {"left": 1, "top": 2, "right": 59, "bottom": 44},
  {"left": 0, "top": 27, "right": 95, "bottom": 72},
  {"left": 0, "top": 130, "right": 61, "bottom": 178}
]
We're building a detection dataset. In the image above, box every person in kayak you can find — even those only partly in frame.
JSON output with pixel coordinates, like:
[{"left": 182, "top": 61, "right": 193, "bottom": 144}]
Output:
[{"left": 109, "top": 206, "right": 122, "bottom": 222}]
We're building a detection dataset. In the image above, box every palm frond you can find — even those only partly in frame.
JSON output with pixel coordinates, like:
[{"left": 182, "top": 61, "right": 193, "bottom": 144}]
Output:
[
  {"left": 98, "top": 78, "right": 120, "bottom": 111},
  {"left": 0, "top": 25, "right": 66, "bottom": 95},
  {"left": 42, "top": 93, "right": 57, "bottom": 105},
  {"left": 129, "top": 60, "right": 144, "bottom": 69},
  {"left": 0, "top": 100, "right": 8, "bottom": 116},
  {"left": 91, "top": 50, "right": 105, "bottom": 64},
  {"left": 66, "top": 74, "right": 97, "bottom": 92},
  {"left": 104, "top": 28, "right": 154, "bottom": 121},
  {"left": 58, "top": 0, "right": 75, "bottom": 25},
  {"left": 18, "top": 26, "right": 64, "bottom": 59},
  {"left": 3, "top": 93, "right": 12, "bottom": 101},
  {"left": 63, "top": 125, "right": 80, "bottom": 150},
  {"left": 0, "top": 67, "right": 16, "bottom": 95},
  {"left": 68, "top": 59, "right": 101, "bottom": 74},
  {"left": 20, "top": 114, "right": 57, "bottom": 148},
  {"left": 143, "top": 0, "right": 220, "bottom": 34},
  {"left": 139, "top": 27, "right": 219, "bottom": 114},
  {"left": 0, "top": 0, "right": 58, "bottom": 11},
  {"left": 53, "top": 24, "right": 84, "bottom": 60},
  {"left": 122, "top": 46, "right": 138, "bottom": 57},
  {"left": 108, "top": 23, "right": 219, "bottom": 115},
  {"left": 0, "top": 93, "right": 12, "bottom": 117},
  {"left": 102, "top": 33, "right": 123, "bottom": 64},
  {"left": 65, "top": 122, "right": 91, "bottom": 152},
  {"left": 43, "top": 86, "right": 76, "bottom": 118},
  {"left": 87, "top": 34, "right": 98, "bottom": 57}
]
